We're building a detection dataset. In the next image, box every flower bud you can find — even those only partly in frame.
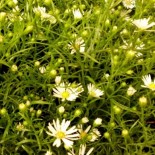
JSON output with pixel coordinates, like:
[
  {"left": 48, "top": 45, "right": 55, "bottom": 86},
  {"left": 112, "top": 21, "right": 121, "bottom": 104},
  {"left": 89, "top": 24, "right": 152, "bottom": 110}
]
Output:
[
  {"left": 36, "top": 109, "right": 42, "bottom": 117},
  {"left": 105, "top": 19, "right": 110, "bottom": 27},
  {"left": 44, "top": 0, "right": 51, "bottom": 6},
  {"left": 122, "top": 129, "right": 129, "bottom": 137},
  {"left": 59, "top": 67, "right": 64, "bottom": 72},
  {"left": 139, "top": 96, "right": 147, "bottom": 107},
  {"left": 19, "top": 103, "right": 27, "bottom": 111},
  {"left": 121, "top": 29, "right": 128, "bottom": 35},
  {"left": 121, "top": 82, "right": 127, "bottom": 87},
  {"left": 127, "top": 86, "right": 136, "bottom": 96},
  {"left": 93, "top": 118, "right": 102, "bottom": 126},
  {"left": 0, "top": 35, "right": 4, "bottom": 43},
  {"left": 0, "top": 108, "right": 7, "bottom": 115},
  {"left": 104, "top": 132, "right": 110, "bottom": 139},
  {"left": 58, "top": 106, "right": 65, "bottom": 114},
  {"left": 112, "top": 26, "right": 118, "bottom": 33},
  {"left": 126, "top": 50, "right": 136, "bottom": 58},
  {"left": 50, "top": 69, "right": 57, "bottom": 77},
  {"left": 23, "top": 120, "right": 28, "bottom": 126},
  {"left": 81, "top": 117, "right": 89, "bottom": 124},
  {"left": 39, "top": 66, "right": 46, "bottom": 74},
  {"left": 126, "top": 70, "right": 134, "bottom": 75},
  {"left": 0, "top": 12, "right": 6, "bottom": 22},
  {"left": 113, "top": 106, "right": 122, "bottom": 114},
  {"left": 109, "top": 122, "right": 115, "bottom": 128},
  {"left": 23, "top": 96, "right": 28, "bottom": 100},
  {"left": 34, "top": 61, "right": 40, "bottom": 67},
  {"left": 55, "top": 76, "right": 62, "bottom": 85},
  {"left": 26, "top": 100, "right": 31, "bottom": 107},
  {"left": 11, "top": 64, "right": 18, "bottom": 72},
  {"left": 74, "top": 109, "right": 82, "bottom": 117},
  {"left": 8, "top": 0, "right": 18, "bottom": 7},
  {"left": 81, "top": 30, "right": 89, "bottom": 37}
]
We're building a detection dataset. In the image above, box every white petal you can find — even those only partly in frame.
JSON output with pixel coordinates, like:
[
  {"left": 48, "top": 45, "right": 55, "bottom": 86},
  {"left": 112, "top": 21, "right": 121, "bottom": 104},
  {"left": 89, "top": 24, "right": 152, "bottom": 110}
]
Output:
[
  {"left": 62, "top": 138, "right": 73, "bottom": 147},
  {"left": 53, "top": 138, "right": 61, "bottom": 147}
]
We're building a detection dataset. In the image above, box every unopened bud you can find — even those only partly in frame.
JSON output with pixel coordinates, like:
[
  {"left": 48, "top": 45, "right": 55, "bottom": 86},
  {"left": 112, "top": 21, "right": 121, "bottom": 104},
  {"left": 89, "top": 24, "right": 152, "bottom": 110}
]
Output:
[{"left": 139, "top": 96, "right": 147, "bottom": 107}]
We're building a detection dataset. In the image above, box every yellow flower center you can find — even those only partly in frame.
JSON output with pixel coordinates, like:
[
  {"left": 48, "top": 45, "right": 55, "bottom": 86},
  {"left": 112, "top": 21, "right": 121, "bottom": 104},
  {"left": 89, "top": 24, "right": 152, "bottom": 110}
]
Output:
[
  {"left": 80, "top": 131, "right": 87, "bottom": 139},
  {"left": 124, "top": 0, "right": 132, "bottom": 5},
  {"left": 56, "top": 131, "right": 65, "bottom": 139},
  {"left": 62, "top": 91, "right": 70, "bottom": 99},
  {"left": 74, "top": 43, "right": 80, "bottom": 51},
  {"left": 148, "top": 83, "right": 155, "bottom": 90},
  {"left": 89, "top": 91, "right": 96, "bottom": 97}
]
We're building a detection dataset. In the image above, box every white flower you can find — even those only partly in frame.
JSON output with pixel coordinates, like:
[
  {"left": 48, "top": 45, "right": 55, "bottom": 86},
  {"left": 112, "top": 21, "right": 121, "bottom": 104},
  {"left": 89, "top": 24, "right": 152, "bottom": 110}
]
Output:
[
  {"left": 45, "top": 150, "right": 52, "bottom": 155},
  {"left": 46, "top": 119, "right": 79, "bottom": 147},
  {"left": 122, "top": 0, "right": 135, "bottom": 9},
  {"left": 132, "top": 18, "right": 155, "bottom": 30},
  {"left": 141, "top": 74, "right": 155, "bottom": 91},
  {"left": 53, "top": 82, "right": 83, "bottom": 101},
  {"left": 68, "top": 37, "right": 85, "bottom": 54},
  {"left": 68, "top": 144, "right": 94, "bottom": 155},
  {"left": 33, "top": 6, "right": 56, "bottom": 24},
  {"left": 73, "top": 9, "right": 83, "bottom": 19},
  {"left": 77, "top": 125, "right": 100, "bottom": 142},
  {"left": 78, "top": 125, "right": 91, "bottom": 140},
  {"left": 127, "top": 86, "right": 137, "bottom": 96},
  {"left": 87, "top": 83, "right": 104, "bottom": 98},
  {"left": 53, "top": 86, "right": 78, "bottom": 101}
]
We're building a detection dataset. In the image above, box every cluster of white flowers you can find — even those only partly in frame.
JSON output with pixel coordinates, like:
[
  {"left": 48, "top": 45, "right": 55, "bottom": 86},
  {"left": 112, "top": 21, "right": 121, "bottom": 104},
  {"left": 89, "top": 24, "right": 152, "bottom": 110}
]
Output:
[
  {"left": 53, "top": 76, "right": 104, "bottom": 101},
  {"left": 53, "top": 81, "right": 84, "bottom": 101},
  {"left": 46, "top": 117, "right": 102, "bottom": 154}
]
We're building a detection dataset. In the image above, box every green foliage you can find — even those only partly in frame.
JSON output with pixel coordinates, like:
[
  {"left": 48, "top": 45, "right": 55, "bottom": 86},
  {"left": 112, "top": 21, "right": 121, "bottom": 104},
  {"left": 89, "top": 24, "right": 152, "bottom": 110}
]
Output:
[{"left": 0, "top": 0, "right": 155, "bottom": 154}]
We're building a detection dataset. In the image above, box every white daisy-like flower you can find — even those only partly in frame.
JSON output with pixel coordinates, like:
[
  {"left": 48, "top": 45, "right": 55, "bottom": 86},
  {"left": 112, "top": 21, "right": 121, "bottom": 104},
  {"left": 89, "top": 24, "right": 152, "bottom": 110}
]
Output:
[
  {"left": 78, "top": 125, "right": 91, "bottom": 140},
  {"left": 73, "top": 9, "right": 83, "bottom": 19},
  {"left": 127, "top": 86, "right": 136, "bottom": 96},
  {"left": 122, "top": 0, "right": 135, "bottom": 9},
  {"left": 45, "top": 150, "right": 52, "bottom": 155},
  {"left": 141, "top": 74, "right": 155, "bottom": 91},
  {"left": 53, "top": 86, "right": 78, "bottom": 101},
  {"left": 46, "top": 119, "right": 79, "bottom": 147},
  {"left": 53, "top": 82, "right": 83, "bottom": 101},
  {"left": 68, "top": 144, "right": 94, "bottom": 155},
  {"left": 87, "top": 83, "right": 104, "bottom": 98},
  {"left": 77, "top": 125, "right": 101, "bottom": 142},
  {"left": 33, "top": 6, "right": 56, "bottom": 24},
  {"left": 132, "top": 18, "right": 155, "bottom": 30},
  {"left": 68, "top": 37, "right": 85, "bottom": 54}
]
